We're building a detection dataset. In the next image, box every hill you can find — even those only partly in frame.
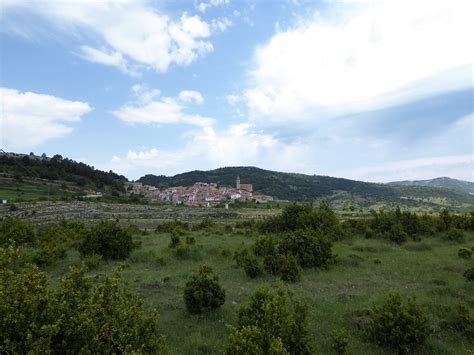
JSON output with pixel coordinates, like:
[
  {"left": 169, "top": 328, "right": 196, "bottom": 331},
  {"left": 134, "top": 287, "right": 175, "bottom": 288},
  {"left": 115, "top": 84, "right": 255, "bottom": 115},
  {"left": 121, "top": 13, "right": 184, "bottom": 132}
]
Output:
[
  {"left": 138, "top": 167, "right": 474, "bottom": 210},
  {"left": 389, "top": 177, "right": 474, "bottom": 195},
  {"left": 0, "top": 152, "right": 128, "bottom": 202}
]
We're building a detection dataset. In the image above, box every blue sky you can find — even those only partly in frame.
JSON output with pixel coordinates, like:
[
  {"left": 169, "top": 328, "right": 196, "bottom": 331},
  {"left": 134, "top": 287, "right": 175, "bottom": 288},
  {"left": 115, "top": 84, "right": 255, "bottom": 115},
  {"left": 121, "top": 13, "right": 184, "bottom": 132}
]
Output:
[{"left": 1, "top": 0, "right": 472, "bottom": 182}]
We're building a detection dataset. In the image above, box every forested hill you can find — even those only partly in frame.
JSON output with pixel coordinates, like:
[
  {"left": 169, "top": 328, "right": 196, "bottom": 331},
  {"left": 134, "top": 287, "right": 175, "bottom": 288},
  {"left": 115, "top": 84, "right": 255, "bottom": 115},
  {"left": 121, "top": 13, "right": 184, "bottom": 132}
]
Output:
[
  {"left": 389, "top": 177, "right": 474, "bottom": 195},
  {"left": 138, "top": 167, "right": 474, "bottom": 208},
  {"left": 0, "top": 152, "right": 127, "bottom": 192}
]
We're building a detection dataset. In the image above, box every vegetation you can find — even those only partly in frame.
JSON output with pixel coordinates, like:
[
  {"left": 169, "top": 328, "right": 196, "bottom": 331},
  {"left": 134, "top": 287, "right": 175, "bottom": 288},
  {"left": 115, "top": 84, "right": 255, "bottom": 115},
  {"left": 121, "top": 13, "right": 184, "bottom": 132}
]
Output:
[
  {"left": 1, "top": 203, "right": 473, "bottom": 353},
  {"left": 183, "top": 265, "right": 226, "bottom": 314},
  {"left": 365, "top": 291, "right": 430, "bottom": 352},
  {"left": 0, "top": 245, "right": 163, "bottom": 354},
  {"left": 225, "top": 285, "right": 311, "bottom": 354},
  {"left": 78, "top": 221, "right": 134, "bottom": 260}
]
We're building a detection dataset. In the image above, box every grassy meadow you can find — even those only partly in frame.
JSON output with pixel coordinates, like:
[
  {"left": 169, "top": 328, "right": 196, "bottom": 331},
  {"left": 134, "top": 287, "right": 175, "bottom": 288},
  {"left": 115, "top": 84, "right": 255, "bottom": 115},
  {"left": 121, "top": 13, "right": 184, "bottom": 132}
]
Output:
[{"left": 41, "top": 223, "right": 474, "bottom": 354}]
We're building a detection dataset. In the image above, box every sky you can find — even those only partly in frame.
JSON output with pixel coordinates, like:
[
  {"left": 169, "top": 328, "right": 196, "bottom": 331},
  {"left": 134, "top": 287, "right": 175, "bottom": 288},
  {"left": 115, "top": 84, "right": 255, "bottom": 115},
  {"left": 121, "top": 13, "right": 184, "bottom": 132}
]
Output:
[{"left": 1, "top": 0, "right": 473, "bottom": 182}]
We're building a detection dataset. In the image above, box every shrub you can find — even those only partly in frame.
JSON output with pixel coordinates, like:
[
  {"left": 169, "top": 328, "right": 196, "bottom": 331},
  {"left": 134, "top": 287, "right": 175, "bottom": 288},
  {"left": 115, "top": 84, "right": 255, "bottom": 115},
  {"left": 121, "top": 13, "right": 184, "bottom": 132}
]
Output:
[
  {"left": 186, "top": 236, "right": 196, "bottom": 245},
  {"left": 155, "top": 220, "right": 188, "bottom": 234},
  {"left": 183, "top": 265, "right": 225, "bottom": 314},
  {"left": 0, "top": 217, "right": 35, "bottom": 245},
  {"left": 463, "top": 268, "right": 474, "bottom": 282},
  {"left": 458, "top": 248, "right": 472, "bottom": 259},
  {"left": 226, "top": 285, "right": 311, "bottom": 354},
  {"left": 169, "top": 234, "right": 181, "bottom": 248},
  {"left": 0, "top": 245, "right": 164, "bottom": 354},
  {"left": 82, "top": 253, "right": 102, "bottom": 270},
  {"left": 253, "top": 235, "right": 277, "bottom": 257},
  {"left": 445, "top": 228, "right": 464, "bottom": 242},
  {"left": 387, "top": 222, "right": 408, "bottom": 244},
  {"left": 243, "top": 256, "right": 263, "bottom": 278},
  {"left": 451, "top": 301, "right": 473, "bottom": 337},
  {"left": 331, "top": 328, "right": 349, "bottom": 355},
  {"left": 31, "top": 224, "right": 75, "bottom": 266},
  {"left": 193, "top": 217, "right": 215, "bottom": 231},
  {"left": 234, "top": 245, "right": 250, "bottom": 267},
  {"left": 263, "top": 254, "right": 279, "bottom": 275},
  {"left": 278, "top": 230, "right": 333, "bottom": 268},
  {"left": 78, "top": 221, "right": 133, "bottom": 260},
  {"left": 366, "top": 291, "right": 429, "bottom": 352},
  {"left": 174, "top": 244, "right": 193, "bottom": 259},
  {"left": 276, "top": 254, "right": 301, "bottom": 282}
]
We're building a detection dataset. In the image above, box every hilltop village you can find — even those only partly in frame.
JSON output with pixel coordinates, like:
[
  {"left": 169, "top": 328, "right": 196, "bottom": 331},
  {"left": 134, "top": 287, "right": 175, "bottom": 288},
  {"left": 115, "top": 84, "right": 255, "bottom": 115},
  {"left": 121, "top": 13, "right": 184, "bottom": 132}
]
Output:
[{"left": 126, "top": 176, "right": 273, "bottom": 207}]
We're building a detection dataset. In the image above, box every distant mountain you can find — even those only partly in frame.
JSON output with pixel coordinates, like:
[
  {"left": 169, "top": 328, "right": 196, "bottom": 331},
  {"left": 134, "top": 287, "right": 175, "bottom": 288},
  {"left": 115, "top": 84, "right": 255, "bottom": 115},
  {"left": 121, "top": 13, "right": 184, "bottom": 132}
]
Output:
[
  {"left": 139, "top": 167, "right": 474, "bottom": 210},
  {"left": 389, "top": 177, "right": 474, "bottom": 195}
]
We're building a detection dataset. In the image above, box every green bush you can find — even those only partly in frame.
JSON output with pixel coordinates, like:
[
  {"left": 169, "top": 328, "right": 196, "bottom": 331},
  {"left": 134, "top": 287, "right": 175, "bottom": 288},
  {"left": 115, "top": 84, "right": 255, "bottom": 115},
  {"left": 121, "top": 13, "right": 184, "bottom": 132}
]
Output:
[
  {"left": 243, "top": 256, "right": 263, "bottom": 278},
  {"left": 234, "top": 245, "right": 250, "bottom": 267},
  {"left": 155, "top": 220, "right": 189, "bottom": 234},
  {"left": 263, "top": 254, "right": 279, "bottom": 275},
  {"left": 226, "top": 285, "right": 311, "bottom": 354},
  {"left": 0, "top": 217, "right": 35, "bottom": 245},
  {"left": 331, "top": 328, "right": 349, "bottom": 355},
  {"left": 458, "top": 248, "right": 472, "bottom": 259},
  {"left": 186, "top": 236, "right": 196, "bottom": 245},
  {"left": 387, "top": 222, "right": 408, "bottom": 244},
  {"left": 366, "top": 291, "right": 429, "bottom": 352},
  {"left": 0, "top": 245, "right": 164, "bottom": 354},
  {"left": 451, "top": 301, "right": 473, "bottom": 338},
  {"left": 253, "top": 235, "right": 277, "bottom": 257},
  {"left": 82, "top": 253, "right": 102, "bottom": 270},
  {"left": 278, "top": 230, "right": 333, "bottom": 268},
  {"left": 78, "top": 221, "right": 133, "bottom": 260},
  {"left": 463, "top": 267, "right": 474, "bottom": 282},
  {"left": 276, "top": 254, "right": 302, "bottom": 282},
  {"left": 169, "top": 234, "right": 181, "bottom": 248},
  {"left": 445, "top": 228, "right": 464, "bottom": 242},
  {"left": 183, "top": 265, "right": 225, "bottom": 314}
]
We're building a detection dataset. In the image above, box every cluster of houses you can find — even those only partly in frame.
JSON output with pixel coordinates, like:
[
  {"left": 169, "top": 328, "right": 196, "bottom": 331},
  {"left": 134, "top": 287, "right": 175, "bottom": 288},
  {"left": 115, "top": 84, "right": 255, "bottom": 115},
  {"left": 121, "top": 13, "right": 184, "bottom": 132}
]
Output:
[{"left": 127, "top": 176, "right": 273, "bottom": 207}]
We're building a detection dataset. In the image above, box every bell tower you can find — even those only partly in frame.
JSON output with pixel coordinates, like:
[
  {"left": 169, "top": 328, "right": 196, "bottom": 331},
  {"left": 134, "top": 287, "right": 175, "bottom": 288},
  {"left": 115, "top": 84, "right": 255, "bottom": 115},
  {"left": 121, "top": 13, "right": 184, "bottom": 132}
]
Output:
[{"left": 236, "top": 176, "right": 240, "bottom": 190}]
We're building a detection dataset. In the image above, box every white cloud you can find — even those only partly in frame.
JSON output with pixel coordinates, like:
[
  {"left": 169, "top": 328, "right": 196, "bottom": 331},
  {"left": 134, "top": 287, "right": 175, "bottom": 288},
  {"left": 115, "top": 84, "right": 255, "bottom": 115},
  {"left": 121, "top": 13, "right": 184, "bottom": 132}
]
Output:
[
  {"left": 197, "top": 0, "right": 230, "bottom": 13},
  {"left": 105, "top": 123, "right": 312, "bottom": 178},
  {"left": 112, "top": 86, "right": 212, "bottom": 127},
  {"left": 80, "top": 46, "right": 139, "bottom": 76},
  {"left": 2, "top": 1, "right": 214, "bottom": 74},
  {"left": 245, "top": 0, "right": 474, "bottom": 124},
  {"left": 226, "top": 94, "right": 241, "bottom": 105},
  {"left": 179, "top": 90, "right": 204, "bottom": 105},
  {"left": 211, "top": 17, "right": 233, "bottom": 32},
  {"left": 336, "top": 154, "right": 473, "bottom": 183},
  {"left": 1, "top": 87, "right": 92, "bottom": 150}
]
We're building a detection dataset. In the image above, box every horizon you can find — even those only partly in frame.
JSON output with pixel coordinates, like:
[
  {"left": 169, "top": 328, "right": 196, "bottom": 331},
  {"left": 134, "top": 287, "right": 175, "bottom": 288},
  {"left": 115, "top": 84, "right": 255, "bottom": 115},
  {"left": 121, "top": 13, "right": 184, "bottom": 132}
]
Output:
[{"left": 1, "top": 0, "right": 473, "bottom": 182}]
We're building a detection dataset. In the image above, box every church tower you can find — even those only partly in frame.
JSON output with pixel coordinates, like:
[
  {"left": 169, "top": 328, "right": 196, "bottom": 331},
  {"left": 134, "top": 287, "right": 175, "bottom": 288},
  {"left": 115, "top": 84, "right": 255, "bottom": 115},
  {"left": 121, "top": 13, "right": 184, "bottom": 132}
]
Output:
[{"left": 236, "top": 176, "right": 241, "bottom": 190}]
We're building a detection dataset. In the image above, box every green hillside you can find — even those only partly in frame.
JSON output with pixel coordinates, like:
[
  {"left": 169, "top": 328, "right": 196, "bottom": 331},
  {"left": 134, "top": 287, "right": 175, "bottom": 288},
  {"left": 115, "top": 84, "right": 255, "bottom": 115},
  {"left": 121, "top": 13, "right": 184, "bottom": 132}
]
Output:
[
  {"left": 390, "top": 177, "right": 474, "bottom": 195},
  {"left": 138, "top": 167, "right": 474, "bottom": 210}
]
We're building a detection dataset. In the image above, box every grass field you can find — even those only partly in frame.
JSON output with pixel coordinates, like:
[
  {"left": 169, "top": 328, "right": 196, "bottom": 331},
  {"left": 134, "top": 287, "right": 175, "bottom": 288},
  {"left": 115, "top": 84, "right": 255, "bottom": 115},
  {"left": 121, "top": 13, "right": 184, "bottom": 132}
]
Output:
[{"left": 43, "top": 225, "right": 474, "bottom": 354}]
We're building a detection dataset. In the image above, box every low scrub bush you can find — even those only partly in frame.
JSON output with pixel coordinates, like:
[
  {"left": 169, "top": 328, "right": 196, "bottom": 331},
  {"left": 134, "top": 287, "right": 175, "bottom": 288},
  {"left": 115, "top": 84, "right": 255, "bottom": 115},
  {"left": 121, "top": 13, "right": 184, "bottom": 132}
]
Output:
[
  {"left": 192, "top": 217, "right": 215, "bottom": 231},
  {"left": 458, "top": 248, "right": 472, "bottom": 259},
  {"left": 263, "top": 254, "right": 279, "bottom": 275},
  {"left": 0, "top": 245, "right": 164, "bottom": 354},
  {"left": 463, "top": 267, "right": 474, "bottom": 282},
  {"left": 331, "top": 328, "right": 349, "bottom": 355},
  {"left": 186, "top": 236, "right": 196, "bottom": 245},
  {"left": 0, "top": 217, "right": 35, "bottom": 245},
  {"left": 243, "top": 256, "right": 263, "bottom": 278},
  {"left": 276, "top": 254, "right": 301, "bottom": 282},
  {"left": 233, "top": 245, "right": 250, "bottom": 267},
  {"left": 450, "top": 301, "right": 473, "bottom": 338},
  {"left": 169, "top": 235, "right": 181, "bottom": 249},
  {"left": 387, "top": 222, "right": 408, "bottom": 244},
  {"left": 445, "top": 228, "right": 464, "bottom": 242},
  {"left": 278, "top": 230, "right": 333, "bottom": 268},
  {"left": 174, "top": 244, "right": 199, "bottom": 260},
  {"left": 155, "top": 220, "right": 188, "bottom": 234},
  {"left": 78, "top": 221, "right": 133, "bottom": 260},
  {"left": 183, "top": 265, "right": 225, "bottom": 314},
  {"left": 225, "top": 285, "right": 311, "bottom": 354},
  {"left": 82, "top": 253, "right": 102, "bottom": 270},
  {"left": 253, "top": 235, "right": 277, "bottom": 257},
  {"left": 365, "top": 291, "right": 429, "bottom": 352}
]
